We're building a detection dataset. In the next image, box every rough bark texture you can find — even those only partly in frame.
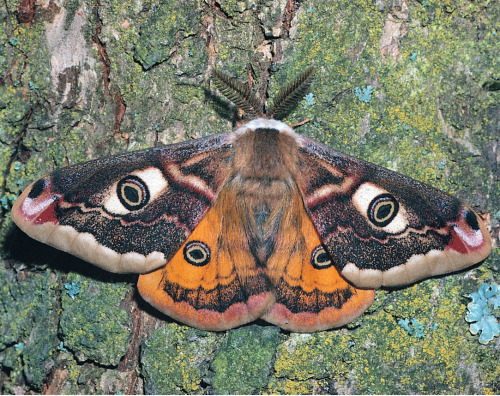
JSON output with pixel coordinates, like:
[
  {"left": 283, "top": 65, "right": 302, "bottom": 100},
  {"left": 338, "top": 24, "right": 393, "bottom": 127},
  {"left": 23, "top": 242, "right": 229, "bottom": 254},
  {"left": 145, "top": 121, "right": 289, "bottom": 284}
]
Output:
[{"left": 0, "top": 0, "right": 498, "bottom": 394}]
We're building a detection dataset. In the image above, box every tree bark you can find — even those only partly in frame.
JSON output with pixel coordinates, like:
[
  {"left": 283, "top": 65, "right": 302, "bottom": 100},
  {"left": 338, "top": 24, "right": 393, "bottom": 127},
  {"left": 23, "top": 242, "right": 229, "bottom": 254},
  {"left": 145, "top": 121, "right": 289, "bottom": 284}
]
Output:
[{"left": 0, "top": 0, "right": 498, "bottom": 394}]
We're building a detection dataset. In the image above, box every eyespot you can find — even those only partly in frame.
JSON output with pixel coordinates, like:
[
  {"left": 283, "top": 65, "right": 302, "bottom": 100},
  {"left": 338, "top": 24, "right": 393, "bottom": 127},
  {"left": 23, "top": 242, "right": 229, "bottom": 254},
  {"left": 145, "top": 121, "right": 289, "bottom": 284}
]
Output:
[
  {"left": 311, "top": 246, "right": 333, "bottom": 269},
  {"left": 117, "top": 176, "right": 149, "bottom": 211},
  {"left": 103, "top": 167, "right": 168, "bottom": 215},
  {"left": 28, "top": 178, "right": 49, "bottom": 199},
  {"left": 367, "top": 193, "right": 399, "bottom": 227},
  {"left": 352, "top": 183, "right": 408, "bottom": 233},
  {"left": 183, "top": 241, "right": 211, "bottom": 267},
  {"left": 463, "top": 209, "right": 479, "bottom": 231}
]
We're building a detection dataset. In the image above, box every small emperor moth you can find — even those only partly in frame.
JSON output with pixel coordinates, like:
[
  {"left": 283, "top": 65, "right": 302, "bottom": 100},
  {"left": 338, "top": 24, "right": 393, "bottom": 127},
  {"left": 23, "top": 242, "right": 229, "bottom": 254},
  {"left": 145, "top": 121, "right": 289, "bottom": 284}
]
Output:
[{"left": 11, "top": 69, "right": 491, "bottom": 331}]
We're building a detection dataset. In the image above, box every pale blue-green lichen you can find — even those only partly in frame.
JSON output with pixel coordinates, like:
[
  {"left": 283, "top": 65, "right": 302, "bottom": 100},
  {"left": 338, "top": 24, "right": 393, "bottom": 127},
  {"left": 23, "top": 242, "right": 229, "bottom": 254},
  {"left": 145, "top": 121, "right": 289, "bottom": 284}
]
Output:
[{"left": 466, "top": 283, "right": 500, "bottom": 344}]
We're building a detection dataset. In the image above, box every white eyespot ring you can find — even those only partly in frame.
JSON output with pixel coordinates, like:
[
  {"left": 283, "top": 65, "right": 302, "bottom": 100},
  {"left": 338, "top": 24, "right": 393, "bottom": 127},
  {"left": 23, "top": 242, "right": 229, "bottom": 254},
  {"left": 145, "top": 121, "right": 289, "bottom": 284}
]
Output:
[
  {"left": 352, "top": 182, "right": 408, "bottom": 233},
  {"left": 103, "top": 167, "right": 168, "bottom": 215}
]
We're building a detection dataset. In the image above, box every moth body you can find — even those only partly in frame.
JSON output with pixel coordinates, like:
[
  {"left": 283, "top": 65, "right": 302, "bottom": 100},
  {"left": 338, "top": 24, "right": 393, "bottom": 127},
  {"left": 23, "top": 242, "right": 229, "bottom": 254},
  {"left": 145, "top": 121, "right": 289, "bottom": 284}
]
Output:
[
  {"left": 11, "top": 118, "right": 492, "bottom": 331},
  {"left": 231, "top": 120, "right": 300, "bottom": 261}
]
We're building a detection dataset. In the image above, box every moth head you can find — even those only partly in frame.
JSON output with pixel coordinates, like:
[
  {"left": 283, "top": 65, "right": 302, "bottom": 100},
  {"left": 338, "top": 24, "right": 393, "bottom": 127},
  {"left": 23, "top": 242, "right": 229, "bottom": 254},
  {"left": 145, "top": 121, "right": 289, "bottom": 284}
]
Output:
[
  {"left": 103, "top": 167, "right": 168, "bottom": 215},
  {"left": 352, "top": 183, "right": 408, "bottom": 233}
]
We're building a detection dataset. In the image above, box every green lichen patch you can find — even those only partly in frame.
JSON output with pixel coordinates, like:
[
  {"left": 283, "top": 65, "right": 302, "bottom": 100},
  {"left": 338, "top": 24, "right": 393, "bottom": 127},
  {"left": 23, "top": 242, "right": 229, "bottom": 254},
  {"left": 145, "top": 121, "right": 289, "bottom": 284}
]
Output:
[
  {"left": 269, "top": 330, "right": 355, "bottom": 394},
  {"left": 1, "top": 344, "right": 24, "bottom": 394},
  {"left": 0, "top": 268, "right": 59, "bottom": 391},
  {"left": 0, "top": 83, "right": 32, "bottom": 226},
  {"left": 141, "top": 323, "right": 219, "bottom": 394},
  {"left": 212, "top": 0, "right": 285, "bottom": 42},
  {"left": 0, "top": 267, "right": 56, "bottom": 347},
  {"left": 346, "top": 278, "right": 499, "bottom": 394},
  {"left": 94, "top": 0, "right": 217, "bottom": 150},
  {"left": 59, "top": 272, "right": 132, "bottom": 366},
  {"left": 210, "top": 325, "right": 280, "bottom": 394},
  {"left": 132, "top": 2, "right": 202, "bottom": 70},
  {"left": 60, "top": 359, "right": 132, "bottom": 395},
  {"left": 47, "top": 353, "right": 114, "bottom": 394},
  {"left": 0, "top": 86, "right": 32, "bottom": 140}
]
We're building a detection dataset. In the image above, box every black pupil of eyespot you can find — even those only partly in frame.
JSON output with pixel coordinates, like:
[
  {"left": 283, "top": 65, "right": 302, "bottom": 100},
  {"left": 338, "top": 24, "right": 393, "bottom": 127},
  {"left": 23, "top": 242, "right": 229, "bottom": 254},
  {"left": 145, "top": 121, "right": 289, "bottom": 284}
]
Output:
[
  {"left": 377, "top": 203, "right": 392, "bottom": 220},
  {"left": 316, "top": 251, "right": 329, "bottom": 264},
  {"left": 189, "top": 248, "right": 205, "bottom": 261},
  {"left": 124, "top": 185, "right": 140, "bottom": 204}
]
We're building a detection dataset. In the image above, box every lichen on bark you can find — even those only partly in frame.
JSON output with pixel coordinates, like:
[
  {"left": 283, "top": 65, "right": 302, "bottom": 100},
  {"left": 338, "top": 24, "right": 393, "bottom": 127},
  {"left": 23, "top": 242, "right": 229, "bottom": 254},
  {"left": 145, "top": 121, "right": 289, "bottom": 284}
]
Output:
[{"left": 0, "top": 0, "right": 498, "bottom": 394}]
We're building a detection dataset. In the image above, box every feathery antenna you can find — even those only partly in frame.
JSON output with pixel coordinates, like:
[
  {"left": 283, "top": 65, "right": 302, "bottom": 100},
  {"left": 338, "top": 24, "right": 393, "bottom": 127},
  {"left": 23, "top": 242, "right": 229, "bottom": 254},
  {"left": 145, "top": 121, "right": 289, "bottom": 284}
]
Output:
[
  {"left": 267, "top": 67, "right": 315, "bottom": 119},
  {"left": 211, "top": 66, "right": 315, "bottom": 120},
  {"left": 211, "top": 70, "right": 264, "bottom": 119}
]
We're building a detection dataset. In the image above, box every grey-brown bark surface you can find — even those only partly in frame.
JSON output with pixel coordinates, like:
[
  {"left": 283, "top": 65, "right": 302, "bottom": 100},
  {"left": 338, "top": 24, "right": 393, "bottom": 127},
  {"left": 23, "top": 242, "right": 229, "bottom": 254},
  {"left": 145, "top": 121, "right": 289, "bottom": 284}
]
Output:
[{"left": 0, "top": 0, "right": 498, "bottom": 394}]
